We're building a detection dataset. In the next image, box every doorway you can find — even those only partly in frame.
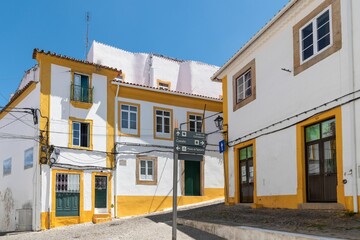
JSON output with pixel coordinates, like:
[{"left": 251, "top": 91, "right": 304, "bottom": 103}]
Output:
[
  {"left": 239, "top": 145, "right": 254, "bottom": 203},
  {"left": 94, "top": 176, "right": 107, "bottom": 213},
  {"left": 184, "top": 161, "right": 201, "bottom": 196}
]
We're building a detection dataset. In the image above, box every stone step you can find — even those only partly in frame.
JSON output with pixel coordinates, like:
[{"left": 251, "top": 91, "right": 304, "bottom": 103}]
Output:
[
  {"left": 92, "top": 214, "right": 112, "bottom": 224},
  {"left": 298, "top": 203, "right": 345, "bottom": 210}
]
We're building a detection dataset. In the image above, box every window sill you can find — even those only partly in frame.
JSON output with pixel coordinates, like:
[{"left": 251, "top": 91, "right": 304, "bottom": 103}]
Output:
[
  {"left": 136, "top": 180, "right": 157, "bottom": 185},
  {"left": 119, "top": 131, "right": 140, "bottom": 138},
  {"left": 68, "top": 145, "right": 93, "bottom": 151},
  {"left": 70, "top": 100, "right": 93, "bottom": 109}
]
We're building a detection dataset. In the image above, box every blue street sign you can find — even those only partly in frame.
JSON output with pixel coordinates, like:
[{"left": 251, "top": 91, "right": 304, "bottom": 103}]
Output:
[{"left": 219, "top": 140, "right": 226, "bottom": 153}]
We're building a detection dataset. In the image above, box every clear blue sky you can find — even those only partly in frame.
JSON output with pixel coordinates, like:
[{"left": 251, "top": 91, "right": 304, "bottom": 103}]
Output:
[{"left": 0, "top": 0, "right": 289, "bottom": 107}]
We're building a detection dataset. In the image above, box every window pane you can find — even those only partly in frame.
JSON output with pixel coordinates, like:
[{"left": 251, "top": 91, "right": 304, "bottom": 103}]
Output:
[
  {"left": 189, "top": 121, "right": 195, "bottom": 132},
  {"left": 130, "top": 120, "right": 136, "bottom": 130},
  {"left": 245, "top": 87, "right": 252, "bottom": 98},
  {"left": 122, "top": 112, "right": 128, "bottom": 128},
  {"left": 241, "top": 163, "right": 247, "bottom": 183},
  {"left": 247, "top": 146, "right": 253, "bottom": 158},
  {"left": 140, "top": 161, "right": 145, "bottom": 168},
  {"left": 302, "top": 23, "right": 313, "bottom": 40},
  {"left": 240, "top": 148, "right": 247, "bottom": 160},
  {"left": 196, "top": 122, "right": 202, "bottom": 132},
  {"left": 196, "top": 116, "right": 202, "bottom": 121},
  {"left": 130, "top": 106, "right": 137, "bottom": 112},
  {"left": 164, "top": 118, "right": 170, "bottom": 133},
  {"left": 317, "top": 10, "right": 329, "bottom": 29},
  {"left": 302, "top": 45, "right": 314, "bottom": 61},
  {"left": 140, "top": 167, "right": 146, "bottom": 175},
  {"left": 305, "top": 124, "right": 320, "bottom": 142},
  {"left": 164, "top": 111, "right": 170, "bottom": 117},
  {"left": 80, "top": 123, "right": 89, "bottom": 147},
  {"left": 121, "top": 105, "right": 129, "bottom": 110},
  {"left": 130, "top": 112, "right": 136, "bottom": 121},
  {"left": 318, "top": 35, "right": 330, "bottom": 52},
  {"left": 156, "top": 110, "right": 162, "bottom": 115},
  {"left": 322, "top": 118, "right": 335, "bottom": 138},
  {"left": 156, "top": 117, "right": 162, "bottom": 132},
  {"left": 324, "top": 140, "right": 336, "bottom": 174},
  {"left": 307, "top": 144, "right": 320, "bottom": 175}
]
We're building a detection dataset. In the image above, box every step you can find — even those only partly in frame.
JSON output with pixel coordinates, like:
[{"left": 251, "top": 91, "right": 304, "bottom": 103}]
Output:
[
  {"left": 298, "top": 203, "right": 344, "bottom": 210},
  {"left": 92, "top": 214, "right": 112, "bottom": 224}
]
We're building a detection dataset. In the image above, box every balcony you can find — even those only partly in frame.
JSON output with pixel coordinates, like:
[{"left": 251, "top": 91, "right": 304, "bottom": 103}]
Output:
[{"left": 70, "top": 84, "right": 93, "bottom": 108}]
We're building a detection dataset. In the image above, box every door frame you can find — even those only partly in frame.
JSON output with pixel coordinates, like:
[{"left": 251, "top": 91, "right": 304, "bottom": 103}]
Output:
[
  {"left": 92, "top": 172, "right": 112, "bottom": 215},
  {"left": 234, "top": 139, "right": 257, "bottom": 204},
  {"left": 296, "top": 107, "right": 345, "bottom": 205}
]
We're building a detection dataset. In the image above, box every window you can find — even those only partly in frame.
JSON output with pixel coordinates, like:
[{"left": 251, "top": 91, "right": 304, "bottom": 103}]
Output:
[
  {"left": 119, "top": 102, "right": 140, "bottom": 137},
  {"left": 154, "top": 107, "right": 173, "bottom": 140},
  {"left": 136, "top": 156, "right": 157, "bottom": 185},
  {"left": 300, "top": 8, "right": 331, "bottom": 63},
  {"left": 233, "top": 59, "right": 256, "bottom": 111},
  {"left": 71, "top": 73, "right": 93, "bottom": 103},
  {"left": 293, "top": 0, "right": 341, "bottom": 75},
  {"left": 24, "top": 147, "right": 33, "bottom": 169},
  {"left": 3, "top": 158, "right": 11, "bottom": 176},
  {"left": 157, "top": 80, "right": 171, "bottom": 90},
  {"left": 188, "top": 113, "right": 203, "bottom": 132},
  {"left": 55, "top": 173, "right": 80, "bottom": 216},
  {"left": 69, "top": 118, "right": 92, "bottom": 149}
]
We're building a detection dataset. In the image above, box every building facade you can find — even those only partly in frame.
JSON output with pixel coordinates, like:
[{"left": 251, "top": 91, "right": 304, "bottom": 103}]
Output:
[
  {"left": 212, "top": 0, "right": 360, "bottom": 212},
  {"left": 0, "top": 44, "right": 223, "bottom": 232}
]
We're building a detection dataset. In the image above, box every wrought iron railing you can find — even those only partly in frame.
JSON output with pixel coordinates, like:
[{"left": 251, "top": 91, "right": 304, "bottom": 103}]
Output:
[{"left": 70, "top": 84, "right": 93, "bottom": 103}]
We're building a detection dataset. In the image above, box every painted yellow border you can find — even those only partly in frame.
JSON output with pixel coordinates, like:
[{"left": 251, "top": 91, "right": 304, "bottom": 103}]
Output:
[
  {"left": 117, "top": 101, "right": 141, "bottom": 137},
  {"left": 153, "top": 106, "right": 174, "bottom": 141},
  {"left": 50, "top": 169, "right": 84, "bottom": 228},
  {"left": 296, "top": 107, "right": 344, "bottom": 206},
  {"left": 157, "top": 79, "right": 171, "bottom": 90},
  {"left": 186, "top": 111, "right": 205, "bottom": 132},
  {"left": 68, "top": 117, "right": 94, "bottom": 150},
  {"left": 91, "top": 172, "right": 112, "bottom": 215},
  {"left": 70, "top": 72, "right": 93, "bottom": 109},
  {"left": 233, "top": 139, "right": 257, "bottom": 204}
]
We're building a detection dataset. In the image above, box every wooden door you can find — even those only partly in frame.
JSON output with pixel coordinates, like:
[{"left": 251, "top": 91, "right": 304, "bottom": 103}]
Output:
[
  {"left": 239, "top": 146, "right": 254, "bottom": 203},
  {"left": 185, "top": 161, "right": 201, "bottom": 196}
]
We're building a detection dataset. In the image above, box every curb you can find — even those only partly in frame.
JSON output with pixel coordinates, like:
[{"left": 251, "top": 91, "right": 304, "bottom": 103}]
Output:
[{"left": 177, "top": 218, "right": 342, "bottom": 240}]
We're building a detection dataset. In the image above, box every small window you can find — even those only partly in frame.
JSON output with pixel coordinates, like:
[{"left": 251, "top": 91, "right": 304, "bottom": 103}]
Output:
[
  {"left": 136, "top": 156, "right": 157, "bottom": 185},
  {"left": 72, "top": 121, "right": 90, "bottom": 148},
  {"left": 233, "top": 59, "right": 256, "bottom": 111},
  {"left": 119, "top": 102, "right": 140, "bottom": 136},
  {"left": 24, "top": 147, "right": 34, "bottom": 169},
  {"left": 188, "top": 114, "right": 203, "bottom": 133},
  {"left": 71, "top": 73, "right": 92, "bottom": 103},
  {"left": 157, "top": 80, "right": 171, "bottom": 90},
  {"left": 300, "top": 8, "right": 331, "bottom": 63},
  {"left": 154, "top": 107, "right": 172, "bottom": 140},
  {"left": 3, "top": 158, "right": 11, "bottom": 176}
]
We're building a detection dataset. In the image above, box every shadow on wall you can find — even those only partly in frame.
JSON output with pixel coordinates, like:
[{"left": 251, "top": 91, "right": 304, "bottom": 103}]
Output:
[{"left": 0, "top": 188, "right": 15, "bottom": 232}]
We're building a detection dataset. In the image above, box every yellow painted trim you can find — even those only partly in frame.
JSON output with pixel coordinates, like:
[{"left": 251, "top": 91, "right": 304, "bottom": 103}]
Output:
[
  {"left": 70, "top": 101, "right": 93, "bottom": 109},
  {"left": 107, "top": 77, "right": 116, "bottom": 169},
  {"left": 117, "top": 101, "right": 141, "bottom": 137},
  {"left": 50, "top": 169, "right": 84, "bottom": 229},
  {"left": 156, "top": 79, "right": 171, "bottom": 90},
  {"left": 68, "top": 117, "right": 94, "bottom": 150},
  {"left": 0, "top": 82, "right": 37, "bottom": 121},
  {"left": 118, "top": 85, "right": 222, "bottom": 112},
  {"left": 186, "top": 111, "right": 205, "bottom": 132},
  {"left": 116, "top": 188, "right": 223, "bottom": 217},
  {"left": 233, "top": 139, "right": 256, "bottom": 204},
  {"left": 222, "top": 76, "right": 231, "bottom": 205},
  {"left": 256, "top": 195, "right": 299, "bottom": 209},
  {"left": 92, "top": 172, "right": 112, "bottom": 215},
  {"left": 296, "top": 107, "right": 344, "bottom": 206},
  {"left": 344, "top": 196, "right": 360, "bottom": 212},
  {"left": 153, "top": 106, "right": 174, "bottom": 141}
]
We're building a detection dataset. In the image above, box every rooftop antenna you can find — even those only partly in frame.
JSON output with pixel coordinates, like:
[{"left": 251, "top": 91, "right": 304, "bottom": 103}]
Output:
[{"left": 85, "top": 11, "right": 91, "bottom": 60}]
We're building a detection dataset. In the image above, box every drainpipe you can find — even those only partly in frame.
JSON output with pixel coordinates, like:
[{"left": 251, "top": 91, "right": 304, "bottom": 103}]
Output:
[
  {"left": 113, "top": 82, "right": 120, "bottom": 217},
  {"left": 348, "top": 0, "right": 358, "bottom": 213}
]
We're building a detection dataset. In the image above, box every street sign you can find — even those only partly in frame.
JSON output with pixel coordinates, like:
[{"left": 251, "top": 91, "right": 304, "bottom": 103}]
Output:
[
  {"left": 178, "top": 154, "right": 203, "bottom": 162},
  {"left": 219, "top": 140, "right": 226, "bottom": 153},
  {"left": 175, "top": 145, "right": 205, "bottom": 154},
  {"left": 174, "top": 129, "right": 206, "bottom": 140},
  {"left": 174, "top": 137, "right": 206, "bottom": 147}
]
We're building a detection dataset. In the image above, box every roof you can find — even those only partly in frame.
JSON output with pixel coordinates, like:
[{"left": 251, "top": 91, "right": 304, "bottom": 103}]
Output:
[
  {"left": 112, "top": 79, "right": 222, "bottom": 101},
  {"left": 33, "top": 48, "right": 122, "bottom": 73},
  {"left": 211, "top": 0, "right": 298, "bottom": 81}
]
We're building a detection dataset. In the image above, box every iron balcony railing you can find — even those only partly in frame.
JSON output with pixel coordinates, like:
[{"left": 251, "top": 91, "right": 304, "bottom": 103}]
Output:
[{"left": 70, "top": 84, "right": 93, "bottom": 103}]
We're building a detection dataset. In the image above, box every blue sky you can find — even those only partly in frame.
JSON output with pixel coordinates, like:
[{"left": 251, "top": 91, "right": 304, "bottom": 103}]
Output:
[{"left": 0, "top": 0, "right": 289, "bottom": 107}]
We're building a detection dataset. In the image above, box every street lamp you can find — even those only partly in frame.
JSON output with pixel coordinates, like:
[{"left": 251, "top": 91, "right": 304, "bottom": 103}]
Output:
[{"left": 214, "top": 115, "right": 224, "bottom": 130}]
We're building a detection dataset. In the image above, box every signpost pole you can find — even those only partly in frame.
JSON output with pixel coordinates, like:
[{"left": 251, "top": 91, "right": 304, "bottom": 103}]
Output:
[{"left": 172, "top": 150, "right": 178, "bottom": 240}]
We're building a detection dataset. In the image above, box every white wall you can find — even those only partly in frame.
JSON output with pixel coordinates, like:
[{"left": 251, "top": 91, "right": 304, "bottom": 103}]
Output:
[{"left": 0, "top": 83, "right": 40, "bottom": 231}]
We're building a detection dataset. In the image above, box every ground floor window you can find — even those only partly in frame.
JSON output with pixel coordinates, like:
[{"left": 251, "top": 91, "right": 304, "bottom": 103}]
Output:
[
  {"left": 136, "top": 156, "right": 158, "bottom": 185},
  {"left": 55, "top": 173, "right": 80, "bottom": 217}
]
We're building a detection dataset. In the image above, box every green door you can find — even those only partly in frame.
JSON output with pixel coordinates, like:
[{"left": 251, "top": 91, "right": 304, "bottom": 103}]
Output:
[
  {"left": 95, "top": 176, "right": 107, "bottom": 208},
  {"left": 55, "top": 173, "right": 80, "bottom": 217},
  {"left": 185, "top": 161, "right": 201, "bottom": 196}
]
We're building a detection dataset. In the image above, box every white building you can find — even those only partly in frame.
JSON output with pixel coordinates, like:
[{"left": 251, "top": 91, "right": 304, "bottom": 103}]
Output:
[
  {"left": 0, "top": 43, "right": 223, "bottom": 231},
  {"left": 212, "top": 0, "right": 359, "bottom": 212}
]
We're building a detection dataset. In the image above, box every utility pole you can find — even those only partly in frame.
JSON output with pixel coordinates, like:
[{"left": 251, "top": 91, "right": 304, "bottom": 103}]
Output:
[{"left": 85, "top": 12, "right": 91, "bottom": 60}]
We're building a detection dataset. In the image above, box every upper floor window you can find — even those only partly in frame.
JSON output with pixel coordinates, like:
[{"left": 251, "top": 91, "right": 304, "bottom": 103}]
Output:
[
  {"left": 136, "top": 156, "right": 158, "bottom": 185},
  {"left": 157, "top": 80, "right": 171, "bottom": 90},
  {"left": 293, "top": 0, "right": 341, "bottom": 75},
  {"left": 119, "top": 102, "right": 140, "bottom": 137},
  {"left": 70, "top": 118, "right": 92, "bottom": 149},
  {"left": 300, "top": 8, "right": 331, "bottom": 63},
  {"left": 233, "top": 59, "right": 256, "bottom": 111},
  {"left": 188, "top": 113, "right": 203, "bottom": 132},
  {"left": 71, "top": 73, "right": 93, "bottom": 103},
  {"left": 154, "top": 107, "right": 173, "bottom": 140}
]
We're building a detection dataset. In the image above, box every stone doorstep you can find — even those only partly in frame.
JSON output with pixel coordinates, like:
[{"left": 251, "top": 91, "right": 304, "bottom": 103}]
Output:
[
  {"left": 92, "top": 214, "right": 112, "bottom": 224},
  {"left": 298, "top": 203, "right": 345, "bottom": 210},
  {"left": 177, "top": 218, "right": 340, "bottom": 240}
]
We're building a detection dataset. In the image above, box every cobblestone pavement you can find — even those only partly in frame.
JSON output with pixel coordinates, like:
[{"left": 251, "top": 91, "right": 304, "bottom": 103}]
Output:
[
  {"left": 0, "top": 215, "right": 223, "bottom": 240},
  {"left": 166, "top": 203, "right": 360, "bottom": 240}
]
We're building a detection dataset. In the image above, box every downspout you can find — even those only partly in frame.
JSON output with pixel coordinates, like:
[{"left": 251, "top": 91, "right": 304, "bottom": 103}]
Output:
[
  {"left": 348, "top": 0, "right": 358, "bottom": 213},
  {"left": 113, "top": 83, "right": 120, "bottom": 217}
]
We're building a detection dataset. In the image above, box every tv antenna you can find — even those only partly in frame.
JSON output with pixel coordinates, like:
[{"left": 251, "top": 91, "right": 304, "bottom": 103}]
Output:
[{"left": 85, "top": 12, "right": 91, "bottom": 60}]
